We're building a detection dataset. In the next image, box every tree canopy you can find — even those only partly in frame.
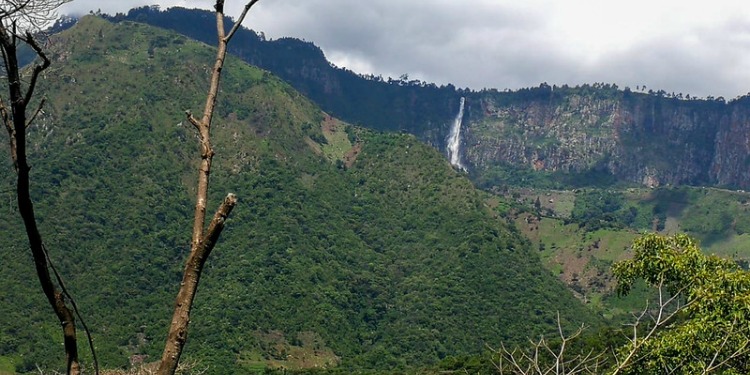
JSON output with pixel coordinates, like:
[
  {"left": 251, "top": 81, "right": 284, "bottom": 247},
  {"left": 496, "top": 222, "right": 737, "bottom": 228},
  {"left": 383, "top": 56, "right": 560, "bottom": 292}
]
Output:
[{"left": 612, "top": 233, "right": 750, "bottom": 374}]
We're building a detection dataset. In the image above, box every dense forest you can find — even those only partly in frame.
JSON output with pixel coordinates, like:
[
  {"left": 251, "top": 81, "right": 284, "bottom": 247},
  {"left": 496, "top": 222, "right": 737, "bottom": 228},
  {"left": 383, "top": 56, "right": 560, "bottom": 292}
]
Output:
[
  {"left": 3, "top": 4, "right": 750, "bottom": 375},
  {"left": 103, "top": 6, "right": 750, "bottom": 191},
  {"left": 102, "top": 5, "right": 462, "bottom": 146},
  {"left": 0, "top": 16, "right": 597, "bottom": 374}
]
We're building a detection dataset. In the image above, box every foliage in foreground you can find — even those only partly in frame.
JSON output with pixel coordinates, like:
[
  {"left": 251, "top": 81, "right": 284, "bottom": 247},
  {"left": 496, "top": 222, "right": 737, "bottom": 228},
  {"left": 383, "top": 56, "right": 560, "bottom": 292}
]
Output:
[
  {"left": 611, "top": 233, "right": 750, "bottom": 374},
  {"left": 492, "top": 233, "right": 750, "bottom": 374}
]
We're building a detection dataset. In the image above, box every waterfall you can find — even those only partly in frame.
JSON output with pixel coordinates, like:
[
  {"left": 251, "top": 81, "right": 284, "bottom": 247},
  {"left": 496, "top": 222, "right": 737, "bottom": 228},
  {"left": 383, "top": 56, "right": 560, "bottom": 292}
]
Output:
[{"left": 447, "top": 97, "right": 466, "bottom": 171}]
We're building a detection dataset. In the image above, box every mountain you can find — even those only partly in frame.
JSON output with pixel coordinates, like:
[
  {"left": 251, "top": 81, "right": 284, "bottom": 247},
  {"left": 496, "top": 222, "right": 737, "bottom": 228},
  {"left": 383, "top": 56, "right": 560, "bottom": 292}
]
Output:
[
  {"left": 462, "top": 85, "right": 750, "bottom": 190},
  {"left": 105, "top": 7, "right": 750, "bottom": 190},
  {"left": 102, "top": 6, "right": 459, "bottom": 145},
  {"left": 0, "top": 16, "right": 597, "bottom": 373}
]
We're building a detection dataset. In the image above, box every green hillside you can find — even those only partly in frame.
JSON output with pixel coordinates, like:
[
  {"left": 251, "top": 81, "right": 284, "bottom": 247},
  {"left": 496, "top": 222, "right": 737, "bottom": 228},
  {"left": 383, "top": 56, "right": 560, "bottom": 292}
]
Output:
[
  {"left": 505, "top": 186, "right": 750, "bottom": 319},
  {"left": 105, "top": 7, "right": 750, "bottom": 192},
  {"left": 0, "top": 17, "right": 597, "bottom": 373}
]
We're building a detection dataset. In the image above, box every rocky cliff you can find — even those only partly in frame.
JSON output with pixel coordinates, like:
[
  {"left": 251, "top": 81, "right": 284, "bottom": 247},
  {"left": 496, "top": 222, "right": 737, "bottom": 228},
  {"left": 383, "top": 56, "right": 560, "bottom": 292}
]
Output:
[
  {"left": 106, "top": 7, "right": 750, "bottom": 190},
  {"left": 460, "top": 85, "right": 750, "bottom": 188}
]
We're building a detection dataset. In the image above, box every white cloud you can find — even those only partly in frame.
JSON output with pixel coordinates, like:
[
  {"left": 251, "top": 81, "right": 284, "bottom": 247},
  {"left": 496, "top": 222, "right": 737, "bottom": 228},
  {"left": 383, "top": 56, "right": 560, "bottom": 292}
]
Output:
[{"left": 58, "top": 0, "right": 750, "bottom": 98}]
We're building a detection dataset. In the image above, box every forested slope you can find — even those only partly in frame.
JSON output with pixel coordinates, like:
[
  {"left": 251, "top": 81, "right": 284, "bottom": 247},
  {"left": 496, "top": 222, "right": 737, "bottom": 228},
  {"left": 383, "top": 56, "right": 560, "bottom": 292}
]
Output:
[
  {"left": 107, "top": 6, "right": 750, "bottom": 190},
  {"left": 0, "top": 16, "right": 596, "bottom": 373}
]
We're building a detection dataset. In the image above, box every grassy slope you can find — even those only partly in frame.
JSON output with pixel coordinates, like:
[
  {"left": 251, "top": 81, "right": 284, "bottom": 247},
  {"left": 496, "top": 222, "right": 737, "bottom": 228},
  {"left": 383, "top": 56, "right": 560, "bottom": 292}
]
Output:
[
  {"left": 0, "top": 17, "right": 597, "bottom": 374},
  {"left": 508, "top": 186, "right": 750, "bottom": 319}
]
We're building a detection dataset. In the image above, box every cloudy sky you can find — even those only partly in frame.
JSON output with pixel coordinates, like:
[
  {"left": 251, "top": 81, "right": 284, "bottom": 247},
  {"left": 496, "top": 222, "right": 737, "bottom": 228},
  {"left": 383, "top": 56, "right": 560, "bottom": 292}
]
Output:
[{"left": 59, "top": 1, "right": 750, "bottom": 99}]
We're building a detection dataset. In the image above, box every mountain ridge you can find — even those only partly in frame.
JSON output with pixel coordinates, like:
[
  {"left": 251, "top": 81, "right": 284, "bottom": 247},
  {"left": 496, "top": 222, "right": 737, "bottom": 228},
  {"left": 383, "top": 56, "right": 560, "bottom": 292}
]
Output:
[
  {"left": 0, "top": 15, "right": 596, "bottom": 373},
  {"left": 99, "top": 6, "right": 750, "bottom": 190}
]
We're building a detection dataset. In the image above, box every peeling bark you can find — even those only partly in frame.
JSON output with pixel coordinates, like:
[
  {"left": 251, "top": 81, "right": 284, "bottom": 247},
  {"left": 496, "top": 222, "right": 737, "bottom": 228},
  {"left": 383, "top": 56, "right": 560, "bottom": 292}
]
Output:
[{"left": 158, "top": 194, "right": 237, "bottom": 375}]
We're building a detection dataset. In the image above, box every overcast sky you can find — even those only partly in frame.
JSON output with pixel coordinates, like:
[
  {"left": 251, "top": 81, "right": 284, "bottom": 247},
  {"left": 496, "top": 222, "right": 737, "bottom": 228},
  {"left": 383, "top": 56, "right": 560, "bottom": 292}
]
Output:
[{"left": 59, "top": 1, "right": 750, "bottom": 99}]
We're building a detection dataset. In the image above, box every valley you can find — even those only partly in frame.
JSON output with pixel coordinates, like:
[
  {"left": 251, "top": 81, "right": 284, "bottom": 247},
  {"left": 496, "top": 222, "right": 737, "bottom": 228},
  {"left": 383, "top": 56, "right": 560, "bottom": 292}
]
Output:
[{"left": 504, "top": 185, "right": 750, "bottom": 318}]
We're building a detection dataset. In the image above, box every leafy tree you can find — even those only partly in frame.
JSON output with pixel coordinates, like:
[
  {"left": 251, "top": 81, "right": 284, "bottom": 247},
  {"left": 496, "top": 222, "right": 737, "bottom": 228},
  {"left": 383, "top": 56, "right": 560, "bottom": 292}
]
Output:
[
  {"left": 611, "top": 233, "right": 750, "bottom": 374},
  {"left": 571, "top": 190, "right": 625, "bottom": 230},
  {"left": 496, "top": 233, "right": 750, "bottom": 374}
]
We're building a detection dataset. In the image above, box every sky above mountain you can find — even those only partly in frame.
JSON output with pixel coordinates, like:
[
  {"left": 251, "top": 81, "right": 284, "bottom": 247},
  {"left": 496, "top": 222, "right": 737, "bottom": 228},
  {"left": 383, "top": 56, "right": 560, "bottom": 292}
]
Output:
[{"left": 60, "top": 0, "right": 750, "bottom": 99}]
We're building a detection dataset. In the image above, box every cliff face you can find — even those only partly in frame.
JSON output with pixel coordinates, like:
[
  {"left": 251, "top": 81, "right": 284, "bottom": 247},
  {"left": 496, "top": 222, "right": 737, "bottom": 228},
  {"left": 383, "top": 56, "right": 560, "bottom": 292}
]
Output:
[
  {"left": 711, "top": 98, "right": 750, "bottom": 187},
  {"left": 110, "top": 7, "right": 750, "bottom": 189},
  {"left": 460, "top": 86, "right": 750, "bottom": 188}
]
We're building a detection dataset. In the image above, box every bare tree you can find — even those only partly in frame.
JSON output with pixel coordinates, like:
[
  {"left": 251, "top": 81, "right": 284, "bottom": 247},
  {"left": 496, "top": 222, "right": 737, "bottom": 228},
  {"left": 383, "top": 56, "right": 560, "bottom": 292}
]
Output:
[
  {"left": 0, "top": 1, "right": 86, "bottom": 375},
  {"left": 493, "top": 313, "right": 605, "bottom": 374},
  {"left": 609, "top": 281, "right": 688, "bottom": 374},
  {"left": 493, "top": 285, "right": 687, "bottom": 374},
  {"left": 156, "top": 1, "right": 260, "bottom": 374},
  {"left": 494, "top": 282, "right": 750, "bottom": 374}
]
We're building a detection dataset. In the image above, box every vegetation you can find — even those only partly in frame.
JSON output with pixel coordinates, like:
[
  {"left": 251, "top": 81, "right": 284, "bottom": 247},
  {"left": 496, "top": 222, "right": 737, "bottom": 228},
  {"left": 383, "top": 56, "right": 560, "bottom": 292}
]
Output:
[
  {"left": 4, "top": 5, "right": 750, "bottom": 375},
  {"left": 0, "top": 16, "right": 597, "bottom": 374},
  {"left": 455, "top": 233, "right": 750, "bottom": 374},
  {"left": 507, "top": 185, "right": 750, "bottom": 323},
  {"left": 102, "top": 5, "right": 462, "bottom": 147},
  {"left": 470, "top": 162, "right": 622, "bottom": 192},
  {"left": 61, "top": 7, "right": 750, "bottom": 195},
  {"left": 513, "top": 185, "right": 750, "bottom": 246},
  {"left": 611, "top": 233, "right": 750, "bottom": 374}
]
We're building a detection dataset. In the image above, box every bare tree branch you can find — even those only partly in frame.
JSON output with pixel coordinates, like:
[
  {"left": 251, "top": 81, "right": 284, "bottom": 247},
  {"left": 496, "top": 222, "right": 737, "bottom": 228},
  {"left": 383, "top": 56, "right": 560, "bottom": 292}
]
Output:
[
  {"left": 22, "top": 30, "right": 50, "bottom": 105},
  {"left": 184, "top": 110, "right": 201, "bottom": 132},
  {"left": 492, "top": 280, "right": 696, "bottom": 375},
  {"left": 225, "top": 0, "right": 261, "bottom": 42},
  {"left": 611, "top": 281, "right": 690, "bottom": 374},
  {"left": 0, "top": 97, "right": 16, "bottom": 170},
  {"left": 492, "top": 314, "right": 604, "bottom": 374},
  {"left": 26, "top": 95, "right": 44, "bottom": 128},
  {"left": 0, "top": 1, "right": 84, "bottom": 373},
  {"left": 157, "top": 194, "right": 237, "bottom": 375},
  {"left": 43, "top": 243, "right": 99, "bottom": 375},
  {"left": 701, "top": 319, "right": 750, "bottom": 374},
  {"left": 0, "top": 0, "right": 71, "bottom": 35},
  {"left": 157, "top": 3, "right": 257, "bottom": 373}
]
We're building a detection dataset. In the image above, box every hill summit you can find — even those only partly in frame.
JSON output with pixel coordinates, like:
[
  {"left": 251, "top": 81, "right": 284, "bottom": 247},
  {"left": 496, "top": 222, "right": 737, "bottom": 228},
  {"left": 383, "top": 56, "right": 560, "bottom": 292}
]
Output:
[
  {"left": 0, "top": 15, "right": 597, "bottom": 373},
  {"left": 109, "top": 6, "right": 750, "bottom": 190}
]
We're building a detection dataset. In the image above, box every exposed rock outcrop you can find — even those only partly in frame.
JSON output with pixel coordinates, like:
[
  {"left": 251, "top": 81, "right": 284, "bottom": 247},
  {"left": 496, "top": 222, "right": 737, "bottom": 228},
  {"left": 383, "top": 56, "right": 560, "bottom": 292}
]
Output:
[{"left": 458, "top": 86, "right": 750, "bottom": 188}]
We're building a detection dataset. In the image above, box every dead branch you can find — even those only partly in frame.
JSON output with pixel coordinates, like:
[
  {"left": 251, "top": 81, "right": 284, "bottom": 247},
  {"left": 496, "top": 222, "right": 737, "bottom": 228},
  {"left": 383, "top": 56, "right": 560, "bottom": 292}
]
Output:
[
  {"left": 491, "top": 313, "right": 604, "bottom": 374},
  {"left": 610, "top": 281, "right": 689, "bottom": 374},
  {"left": 0, "top": 2, "right": 86, "bottom": 373},
  {"left": 224, "top": 0, "right": 260, "bottom": 42},
  {"left": 157, "top": 195, "right": 237, "bottom": 375},
  {"left": 0, "top": 0, "right": 71, "bottom": 34},
  {"left": 43, "top": 242, "right": 99, "bottom": 375},
  {"left": 701, "top": 319, "right": 750, "bottom": 374},
  {"left": 26, "top": 96, "right": 45, "bottom": 128},
  {"left": 184, "top": 110, "right": 201, "bottom": 133},
  {"left": 21, "top": 30, "right": 50, "bottom": 105},
  {"left": 156, "top": 2, "right": 260, "bottom": 373}
]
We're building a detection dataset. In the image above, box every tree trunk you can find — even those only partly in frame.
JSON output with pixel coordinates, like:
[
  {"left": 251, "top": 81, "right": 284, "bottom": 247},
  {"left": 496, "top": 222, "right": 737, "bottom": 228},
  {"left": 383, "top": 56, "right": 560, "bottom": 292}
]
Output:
[
  {"left": 157, "top": 1, "right": 258, "bottom": 373},
  {"left": 0, "top": 27, "right": 80, "bottom": 375}
]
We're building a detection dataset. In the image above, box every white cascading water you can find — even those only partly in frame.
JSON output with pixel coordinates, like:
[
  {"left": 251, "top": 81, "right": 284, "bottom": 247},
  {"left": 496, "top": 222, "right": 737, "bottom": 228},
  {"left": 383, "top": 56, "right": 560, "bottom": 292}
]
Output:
[{"left": 447, "top": 97, "right": 466, "bottom": 171}]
